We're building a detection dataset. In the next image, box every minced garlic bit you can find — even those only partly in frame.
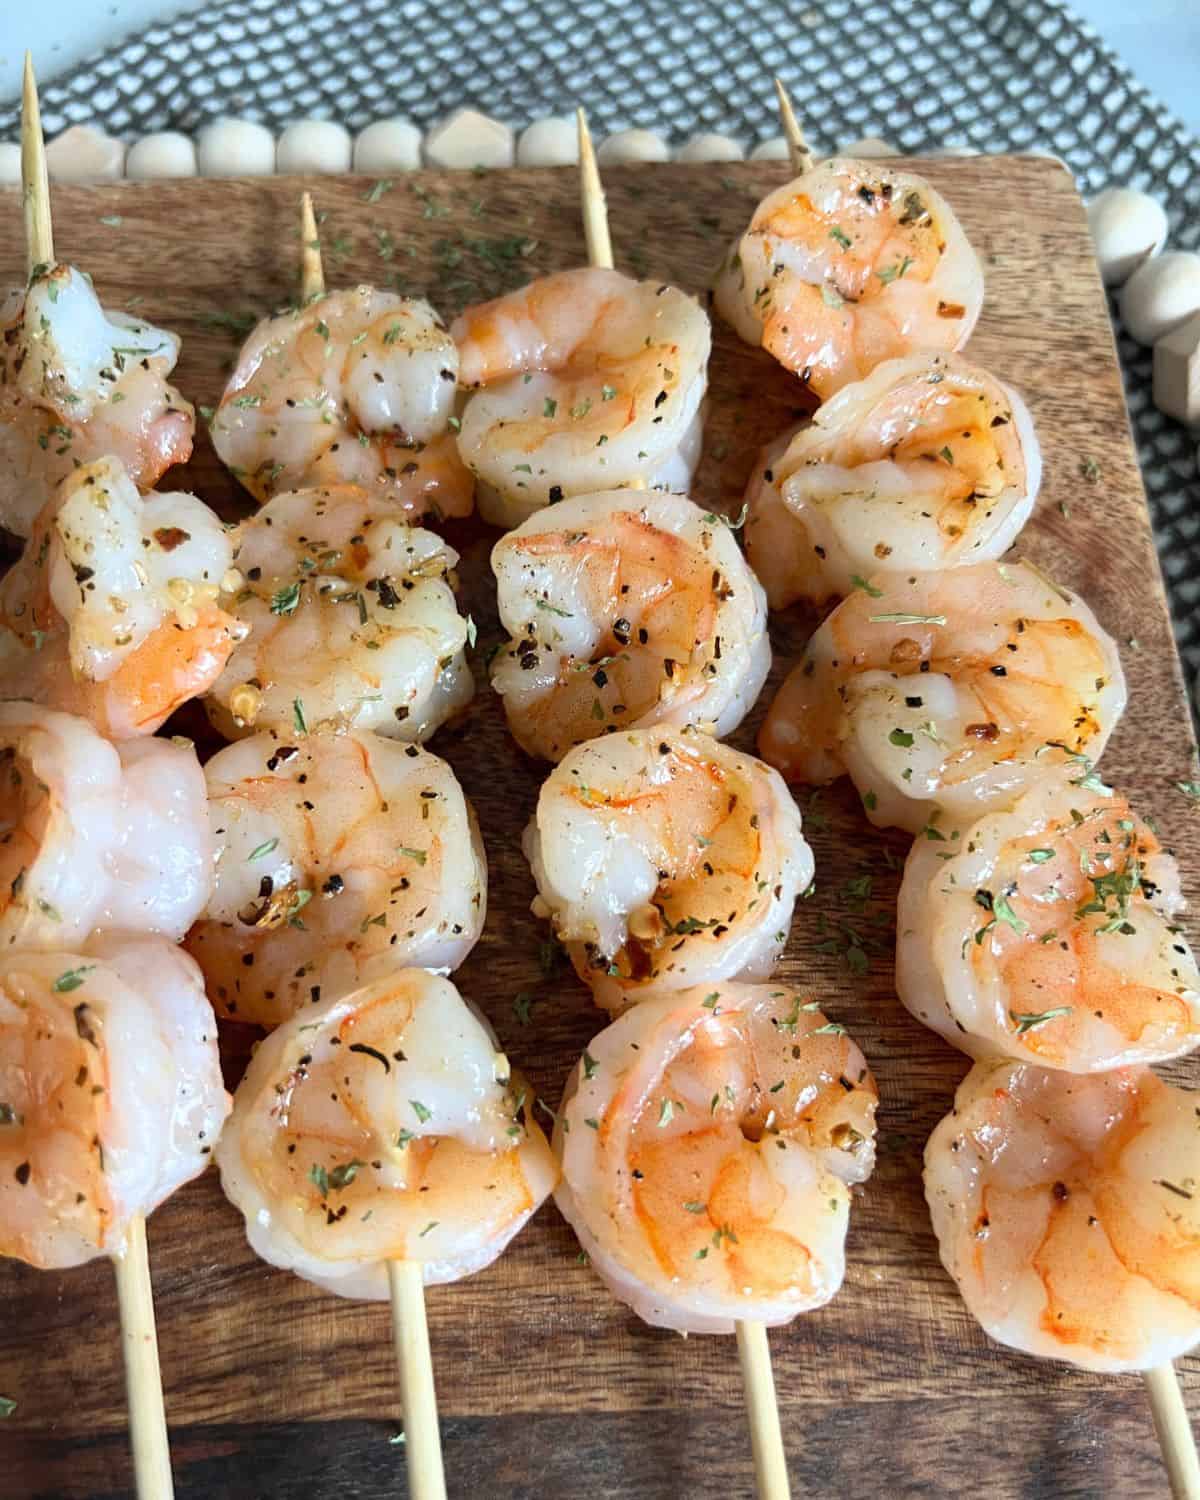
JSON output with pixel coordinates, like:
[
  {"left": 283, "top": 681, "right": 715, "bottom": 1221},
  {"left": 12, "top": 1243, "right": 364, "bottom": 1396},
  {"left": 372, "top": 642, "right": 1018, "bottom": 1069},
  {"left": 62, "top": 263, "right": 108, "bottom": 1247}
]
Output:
[{"left": 229, "top": 683, "right": 262, "bottom": 727}]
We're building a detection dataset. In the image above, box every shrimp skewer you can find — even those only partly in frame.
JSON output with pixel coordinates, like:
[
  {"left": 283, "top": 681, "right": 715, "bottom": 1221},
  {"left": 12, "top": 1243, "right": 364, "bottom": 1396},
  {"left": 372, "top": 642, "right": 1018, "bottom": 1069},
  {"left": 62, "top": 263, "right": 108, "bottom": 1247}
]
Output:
[
  {"left": 925, "top": 1057, "right": 1200, "bottom": 1489},
  {"left": 233, "top": 215, "right": 452, "bottom": 1492},
  {"left": 1, "top": 58, "right": 194, "bottom": 541},
  {"left": 574, "top": 115, "right": 793, "bottom": 1496},
  {"left": 217, "top": 969, "right": 557, "bottom": 1500},
  {"left": 13, "top": 78, "right": 182, "bottom": 1497},
  {"left": 0, "top": 934, "right": 230, "bottom": 1496},
  {"left": 450, "top": 111, "right": 711, "bottom": 529},
  {"left": 210, "top": 195, "right": 472, "bottom": 523},
  {"left": 555, "top": 981, "right": 876, "bottom": 1495}
]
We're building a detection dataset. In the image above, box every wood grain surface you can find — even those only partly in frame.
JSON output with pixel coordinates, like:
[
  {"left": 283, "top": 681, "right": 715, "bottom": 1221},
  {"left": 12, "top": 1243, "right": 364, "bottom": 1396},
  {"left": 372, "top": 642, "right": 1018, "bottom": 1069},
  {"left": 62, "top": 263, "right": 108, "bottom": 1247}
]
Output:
[{"left": 0, "top": 158, "right": 1197, "bottom": 1500}]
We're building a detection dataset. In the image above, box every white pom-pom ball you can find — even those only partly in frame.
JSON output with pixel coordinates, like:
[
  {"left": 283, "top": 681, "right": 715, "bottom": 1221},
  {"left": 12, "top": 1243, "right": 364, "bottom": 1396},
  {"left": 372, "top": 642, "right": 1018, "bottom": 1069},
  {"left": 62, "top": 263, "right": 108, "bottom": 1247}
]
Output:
[
  {"left": 45, "top": 124, "right": 126, "bottom": 182},
  {"left": 1119, "top": 252, "right": 1200, "bottom": 346},
  {"left": 353, "top": 120, "right": 423, "bottom": 173},
  {"left": 424, "top": 109, "right": 514, "bottom": 169},
  {"left": 0, "top": 143, "right": 21, "bottom": 185},
  {"left": 517, "top": 117, "right": 578, "bottom": 167},
  {"left": 126, "top": 132, "right": 198, "bottom": 179},
  {"left": 197, "top": 119, "right": 276, "bottom": 178},
  {"left": 839, "top": 136, "right": 899, "bottom": 158},
  {"left": 1152, "top": 313, "right": 1200, "bottom": 427},
  {"left": 596, "top": 129, "right": 670, "bottom": 164},
  {"left": 749, "top": 137, "right": 791, "bottom": 161},
  {"left": 1086, "top": 187, "right": 1169, "bottom": 289},
  {"left": 277, "top": 120, "right": 352, "bottom": 174},
  {"left": 677, "top": 133, "right": 744, "bottom": 163}
]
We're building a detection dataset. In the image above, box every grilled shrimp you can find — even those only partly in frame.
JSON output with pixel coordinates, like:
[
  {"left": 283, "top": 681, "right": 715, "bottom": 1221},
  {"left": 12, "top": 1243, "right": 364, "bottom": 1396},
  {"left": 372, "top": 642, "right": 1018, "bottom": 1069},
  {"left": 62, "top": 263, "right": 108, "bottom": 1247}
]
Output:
[
  {"left": 0, "top": 936, "right": 228, "bottom": 1270},
  {"left": 897, "top": 765, "right": 1200, "bottom": 1072},
  {"left": 216, "top": 969, "right": 557, "bottom": 1298},
  {"left": 207, "top": 485, "right": 472, "bottom": 742},
  {"left": 0, "top": 264, "right": 193, "bottom": 536},
  {"left": 714, "top": 158, "right": 983, "bottom": 400},
  {"left": 925, "top": 1059, "right": 1200, "bottom": 1373},
  {"left": 744, "top": 355, "right": 1040, "bottom": 609},
  {"left": 0, "top": 456, "right": 242, "bottom": 740},
  {"left": 742, "top": 423, "right": 809, "bottom": 612},
  {"left": 451, "top": 268, "right": 711, "bottom": 528},
  {"left": 554, "top": 982, "right": 877, "bottom": 1333},
  {"left": 210, "top": 289, "right": 473, "bottom": 521},
  {"left": 759, "top": 561, "right": 1127, "bottom": 833},
  {"left": 186, "top": 730, "right": 486, "bottom": 1027},
  {"left": 0, "top": 702, "right": 211, "bottom": 950},
  {"left": 524, "top": 727, "right": 812, "bottom": 1013},
  {"left": 490, "top": 490, "right": 770, "bottom": 761}
]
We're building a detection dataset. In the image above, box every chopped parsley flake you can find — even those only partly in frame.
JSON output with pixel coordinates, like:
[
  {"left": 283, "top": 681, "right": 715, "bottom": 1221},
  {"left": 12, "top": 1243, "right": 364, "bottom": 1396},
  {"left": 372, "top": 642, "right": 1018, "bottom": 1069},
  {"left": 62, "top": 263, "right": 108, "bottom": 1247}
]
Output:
[
  {"left": 850, "top": 575, "right": 883, "bottom": 597},
  {"left": 1010, "top": 1006, "right": 1072, "bottom": 1034},
  {"left": 878, "top": 255, "right": 914, "bottom": 284},
  {"left": 271, "top": 581, "right": 302, "bottom": 616}
]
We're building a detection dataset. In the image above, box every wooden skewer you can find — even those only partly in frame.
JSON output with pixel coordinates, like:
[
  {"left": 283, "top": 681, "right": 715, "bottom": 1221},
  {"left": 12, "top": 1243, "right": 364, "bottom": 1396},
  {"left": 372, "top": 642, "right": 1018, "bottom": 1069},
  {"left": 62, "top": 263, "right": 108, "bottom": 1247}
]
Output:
[
  {"left": 387, "top": 1260, "right": 447, "bottom": 1500},
  {"left": 736, "top": 1320, "right": 791, "bottom": 1500},
  {"left": 576, "top": 108, "right": 614, "bottom": 272},
  {"left": 299, "top": 191, "right": 326, "bottom": 302},
  {"left": 112, "top": 1215, "right": 175, "bottom": 1500},
  {"left": 576, "top": 104, "right": 649, "bottom": 493},
  {"left": 21, "top": 52, "right": 54, "bottom": 276},
  {"left": 773, "top": 76, "right": 814, "bottom": 177},
  {"left": 1145, "top": 1364, "right": 1200, "bottom": 1499}
]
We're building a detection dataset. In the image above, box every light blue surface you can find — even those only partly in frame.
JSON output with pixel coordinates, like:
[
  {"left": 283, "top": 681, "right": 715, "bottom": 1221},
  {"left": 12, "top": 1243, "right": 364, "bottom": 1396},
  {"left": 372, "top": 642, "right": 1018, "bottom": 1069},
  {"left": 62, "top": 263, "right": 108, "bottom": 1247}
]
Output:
[{"left": 1, "top": 0, "right": 1198, "bottom": 139}]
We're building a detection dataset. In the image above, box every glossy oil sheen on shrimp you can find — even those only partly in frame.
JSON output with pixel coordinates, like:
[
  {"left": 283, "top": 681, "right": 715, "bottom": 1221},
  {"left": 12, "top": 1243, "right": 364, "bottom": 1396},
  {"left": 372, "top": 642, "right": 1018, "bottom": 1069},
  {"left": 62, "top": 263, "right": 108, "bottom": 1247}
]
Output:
[
  {"left": 554, "top": 982, "right": 878, "bottom": 1333},
  {"left": 525, "top": 726, "right": 813, "bottom": 1012},
  {"left": 217, "top": 969, "right": 557, "bottom": 1299},
  {"left": 491, "top": 489, "right": 770, "bottom": 761},
  {"left": 714, "top": 158, "right": 983, "bottom": 399},
  {"left": 452, "top": 267, "right": 710, "bottom": 527},
  {"left": 759, "top": 560, "right": 1127, "bottom": 832}
]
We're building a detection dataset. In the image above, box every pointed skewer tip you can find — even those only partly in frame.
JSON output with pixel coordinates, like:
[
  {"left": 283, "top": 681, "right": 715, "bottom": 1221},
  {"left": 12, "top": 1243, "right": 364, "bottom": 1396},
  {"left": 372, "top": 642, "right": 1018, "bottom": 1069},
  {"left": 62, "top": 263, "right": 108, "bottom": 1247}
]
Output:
[
  {"left": 20, "top": 50, "right": 54, "bottom": 276},
  {"left": 298, "top": 191, "right": 325, "bottom": 303},
  {"left": 773, "top": 76, "right": 814, "bottom": 178},
  {"left": 576, "top": 107, "right": 614, "bottom": 271}
]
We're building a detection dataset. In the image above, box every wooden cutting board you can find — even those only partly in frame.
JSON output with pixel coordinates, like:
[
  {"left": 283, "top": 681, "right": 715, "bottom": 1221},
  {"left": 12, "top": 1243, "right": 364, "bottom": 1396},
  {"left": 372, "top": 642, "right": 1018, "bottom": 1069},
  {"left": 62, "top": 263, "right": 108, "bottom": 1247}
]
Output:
[{"left": 1, "top": 158, "right": 1197, "bottom": 1500}]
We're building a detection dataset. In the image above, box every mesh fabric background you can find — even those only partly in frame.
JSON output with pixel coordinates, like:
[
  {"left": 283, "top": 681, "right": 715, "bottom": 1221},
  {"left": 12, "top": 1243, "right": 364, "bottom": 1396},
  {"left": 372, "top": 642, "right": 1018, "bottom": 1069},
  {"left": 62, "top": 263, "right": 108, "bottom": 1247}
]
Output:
[{"left": 2, "top": 0, "right": 1198, "bottom": 707}]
